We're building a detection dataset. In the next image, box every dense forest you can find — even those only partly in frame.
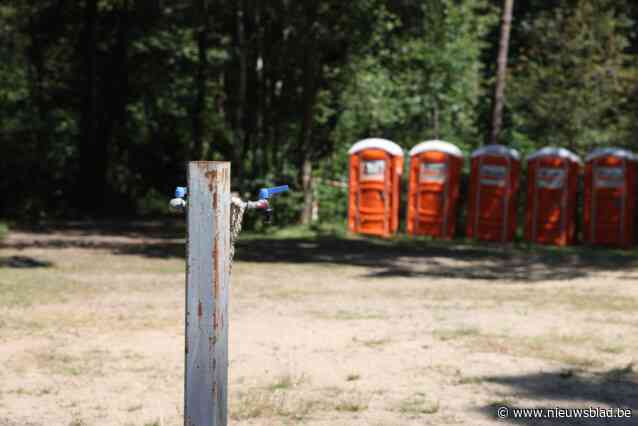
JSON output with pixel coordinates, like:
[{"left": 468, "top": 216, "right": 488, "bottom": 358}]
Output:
[{"left": 1, "top": 0, "right": 637, "bottom": 225}]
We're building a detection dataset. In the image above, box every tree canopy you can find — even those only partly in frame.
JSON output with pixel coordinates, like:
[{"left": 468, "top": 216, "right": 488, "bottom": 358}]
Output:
[{"left": 1, "top": 0, "right": 637, "bottom": 224}]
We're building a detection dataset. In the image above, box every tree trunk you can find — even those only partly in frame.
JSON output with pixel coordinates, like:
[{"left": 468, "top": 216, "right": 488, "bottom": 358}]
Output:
[
  {"left": 298, "top": 49, "right": 319, "bottom": 225},
  {"left": 489, "top": 0, "right": 514, "bottom": 145},
  {"left": 78, "top": 0, "right": 105, "bottom": 213},
  {"left": 301, "top": 158, "right": 314, "bottom": 225}
]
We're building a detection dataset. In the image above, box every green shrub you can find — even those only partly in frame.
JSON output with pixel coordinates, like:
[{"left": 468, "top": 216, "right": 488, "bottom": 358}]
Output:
[{"left": 0, "top": 222, "right": 8, "bottom": 241}]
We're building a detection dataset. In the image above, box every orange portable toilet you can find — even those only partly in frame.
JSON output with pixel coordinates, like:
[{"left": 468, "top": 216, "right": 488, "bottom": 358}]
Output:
[
  {"left": 406, "top": 140, "right": 464, "bottom": 238},
  {"left": 467, "top": 145, "right": 521, "bottom": 242},
  {"left": 525, "top": 147, "right": 582, "bottom": 246},
  {"left": 584, "top": 147, "right": 638, "bottom": 248},
  {"left": 348, "top": 138, "right": 404, "bottom": 237}
]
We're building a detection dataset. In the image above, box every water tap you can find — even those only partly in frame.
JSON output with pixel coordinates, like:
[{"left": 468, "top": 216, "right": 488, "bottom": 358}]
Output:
[
  {"left": 257, "top": 185, "right": 289, "bottom": 223},
  {"left": 169, "top": 185, "right": 289, "bottom": 223}
]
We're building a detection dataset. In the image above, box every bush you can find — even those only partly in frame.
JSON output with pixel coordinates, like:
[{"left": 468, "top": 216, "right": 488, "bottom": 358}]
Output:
[{"left": 0, "top": 222, "right": 8, "bottom": 241}]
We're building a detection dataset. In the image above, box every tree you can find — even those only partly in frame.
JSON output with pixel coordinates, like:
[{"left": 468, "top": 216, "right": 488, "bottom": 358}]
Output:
[
  {"left": 509, "top": 0, "right": 635, "bottom": 154},
  {"left": 335, "top": 0, "right": 496, "bottom": 153},
  {"left": 489, "top": 0, "right": 514, "bottom": 145}
]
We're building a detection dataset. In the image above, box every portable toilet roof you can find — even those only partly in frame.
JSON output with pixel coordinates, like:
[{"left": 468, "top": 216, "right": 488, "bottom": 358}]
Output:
[
  {"left": 585, "top": 147, "right": 637, "bottom": 162},
  {"left": 348, "top": 138, "right": 404, "bottom": 157},
  {"left": 528, "top": 147, "right": 582, "bottom": 165},
  {"left": 471, "top": 144, "right": 520, "bottom": 160},
  {"left": 409, "top": 140, "right": 463, "bottom": 158}
]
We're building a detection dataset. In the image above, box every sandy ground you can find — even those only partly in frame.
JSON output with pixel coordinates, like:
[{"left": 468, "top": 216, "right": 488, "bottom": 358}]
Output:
[{"left": 1, "top": 226, "right": 638, "bottom": 425}]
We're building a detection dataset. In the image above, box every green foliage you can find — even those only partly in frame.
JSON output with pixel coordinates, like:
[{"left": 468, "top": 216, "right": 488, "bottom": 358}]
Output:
[
  {"left": 510, "top": 0, "right": 637, "bottom": 157},
  {"left": 0, "top": 222, "right": 8, "bottom": 241},
  {"left": 334, "top": 0, "right": 497, "bottom": 152},
  {"left": 1, "top": 0, "right": 638, "bottom": 226}
]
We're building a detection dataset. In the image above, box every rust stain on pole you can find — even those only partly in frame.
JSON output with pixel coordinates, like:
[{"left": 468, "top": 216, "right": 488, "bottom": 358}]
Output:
[{"left": 185, "top": 161, "right": 230, "bottom": 426}]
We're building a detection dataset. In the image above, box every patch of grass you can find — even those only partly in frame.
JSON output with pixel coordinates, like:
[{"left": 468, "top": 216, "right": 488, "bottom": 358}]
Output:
[
  {"left": 353, "top": 337, "right": 391, "bottom": 349},
  {"left": 563, "top": 293, "right": 638, "bottom": 313},
  {"left": 268, "top": 373, "right": 307, "bottom": 391},
  {"left": 0, "top": 269, "right": 80, "bottom": 308},
  {"left": 231, "top": 389, "right": 319, "bottom": 421},
  {"left": 30, "top": 349, "right": 107, "bottom": 377},
  {"left": 6, "top": 386, "right": 55, "bottom": 396},
  {"left": 0, "top": 222, "right": 8, "bottom": 241},
  {"left": 396, "top": 393, "right": 439, "bottom": 416},
  {"left": 126, "top": 404, "right": 143, "bottom": 412},
  {"left": 598, "top": 344, "right": 625, "bottom": 354},
  {"left": 517, "top": 335, "right": 600, "bottom": 367},
  {"left": 242, "top": 222, "right": 349, "bottom": 240},
  {"left": 600, "top": 363, "right": 637, "bottom": 382},
  {"left": 470, "top": 333, "right": 601, "bottom": 368},
  {"left": 261, "top": 287, "right": 320, "bottom": 300},
  {"left": 433, "top": 327, "right": 481, "bottom": 341},
  {"left": 335, "top": 394, "right": 368, "bottom": 413},
  {"left": 313, "top": 309, "right": 385, "bottom": 321},
  {"left": 457, "top": 376, "right": 484, "bottom": 385},
  {"left": 68, "top": 417, "right": 87, "bottom": 426},
  {"left": 346, "top": 373, "right": 361, "bottom": 382}
]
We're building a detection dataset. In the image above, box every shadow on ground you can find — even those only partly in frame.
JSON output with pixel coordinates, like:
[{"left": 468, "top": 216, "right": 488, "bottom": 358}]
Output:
[
  {"left": 0, "top": 256, "right": 53, "bottom": 268},
  {"left": 3, "top": 222, "right": 638, "bottom": 282},
  {"left": 478, "top": 365, "right": 638, "bottom": 424}
]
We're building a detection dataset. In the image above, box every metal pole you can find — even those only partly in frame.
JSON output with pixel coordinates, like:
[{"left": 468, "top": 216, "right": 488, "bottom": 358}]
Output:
[{"left": 185, "top": 161, "right": 230, "bottom": 426}]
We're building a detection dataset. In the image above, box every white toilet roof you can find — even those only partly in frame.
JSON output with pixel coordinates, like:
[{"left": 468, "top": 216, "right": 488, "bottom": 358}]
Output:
[
  {"left": 409, "top": 140, "right": 463, "bottom": 158},
  {"left": 348, "top": 138, "right": 404, "bottom": 157},
  {"left": 471, "top": 144, "right": 520, "bottom": 160}
]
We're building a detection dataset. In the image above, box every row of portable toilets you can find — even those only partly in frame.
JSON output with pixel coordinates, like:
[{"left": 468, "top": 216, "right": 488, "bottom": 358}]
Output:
[{"left": 347, "top": 138, "right": 638, "bottom": 248}]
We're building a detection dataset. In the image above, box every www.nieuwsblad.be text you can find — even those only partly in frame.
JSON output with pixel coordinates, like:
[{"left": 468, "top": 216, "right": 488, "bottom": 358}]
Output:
[{"left": 497, "top": 406, "right": 632, "bottom": 420}]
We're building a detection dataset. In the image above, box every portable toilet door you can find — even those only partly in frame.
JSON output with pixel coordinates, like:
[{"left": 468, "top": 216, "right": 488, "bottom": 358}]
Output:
[
  {"left": 467, "top": 145, "right": 521, "bottom": 242},
  {"left": 348, "top": 138, "right": 404, "bottom": 237},
  {"left": 584, "top": 147, "right": 637, "bottom": 248},
  {"left": 525, "top": 147, "right": 582, "bottom": 246},
  {"left": 407, "top": 140, "right": 463, "bottom": 238}
]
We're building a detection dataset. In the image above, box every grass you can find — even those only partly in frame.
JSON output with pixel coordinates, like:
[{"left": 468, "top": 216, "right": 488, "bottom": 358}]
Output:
[
  {"left": 0, "top": 222, "right": 8, "bottom": 241},
  {"left": 457, "top": 376, "right": 484, "bottom": 385},
  {"left": 468, "top": 333, "right": 602, "bottom": 368},
  {"left": 4, "top": 223, "right": 638, "bottom": 425},
  {"left": 397, "top": 393, "right": 440, "bottom": 416},
  {"left": 312, "top": 309, "right": 386, "bottom": 321},
  {"left": 231, "top": 389, "right": 319, "bottom": 421},
  {"left": 0, "top": 268, "right": 80, "bottom": 308},
  {"left": 241, "top": 222, "right": 350, "bottom": 240},
  {"left": 268, "top": 373, "right": 307, "bottom": 391},
  {"left": 353, "top": 337, "right": 391, "bottom": 349},
  {"left": 598, "top": 344, "right": 625, "bottom": 354},
  {"left": 335, "top": 394, "right": 369, "bottom": 413},
  {"left": 346, "top": 373, "right": 361, "bottom": 382},
  {"left": 433, "top": 327, "right": 481, "bottom": 341},
  {"left": 68, "top": 418, "right": 87, "bottom": 426}
]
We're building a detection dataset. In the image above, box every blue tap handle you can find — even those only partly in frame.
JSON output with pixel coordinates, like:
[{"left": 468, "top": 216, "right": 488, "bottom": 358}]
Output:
[
  {"left": 258, "top": 185, "right": 289, "bottom": 200},
  {"left": 175, "top": 186, "right": 188, "bottom": 198}
]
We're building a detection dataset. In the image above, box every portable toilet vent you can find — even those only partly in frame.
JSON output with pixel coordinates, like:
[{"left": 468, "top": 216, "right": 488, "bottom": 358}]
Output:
[
  {"left": 406, "top": 140, "right": 463, "bottom": 238},
  {"left": 348, "top": 138, "right": 404, "bottom": 237},
  {"left": 467, "top": 144, "right": 521, "bottom": 242},
  {"left": 525, "top": 147, "right": 582, "bottom": 246},
  {"left": 584, "top": 147, "right": 637, "bottom": 248}
]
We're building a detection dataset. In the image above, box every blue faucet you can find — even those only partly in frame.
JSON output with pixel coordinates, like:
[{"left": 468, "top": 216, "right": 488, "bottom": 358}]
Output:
[{"left": 170, "top": 185, "right": 289, "bottom": 222}]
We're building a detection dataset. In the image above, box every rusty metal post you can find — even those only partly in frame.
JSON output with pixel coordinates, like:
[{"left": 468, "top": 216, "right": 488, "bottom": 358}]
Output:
[{"left": 185, "top": 162, "right": 230, "bottom": 426}]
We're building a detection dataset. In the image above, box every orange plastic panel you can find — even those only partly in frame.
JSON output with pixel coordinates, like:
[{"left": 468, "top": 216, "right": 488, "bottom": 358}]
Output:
[
  {"left": 407, "top": 151, "right": 462, "bottom": 238},
  {"left": 348, "top": 149, "right": 401, "bottom": 237},
  {"left": 584, "top": 155, "right": 636, "bottom": 247},
  {"left": 525, "top": 156, "right": 580, "bottom": 246},
  {"left": 467, "top": 154, "right": 520, "bottom": 242}
]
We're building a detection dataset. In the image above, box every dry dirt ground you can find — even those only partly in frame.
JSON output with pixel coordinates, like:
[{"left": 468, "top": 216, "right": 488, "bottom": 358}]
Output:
[{"left": 1, "top": 224, "right": 638, "bottom": 425}]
